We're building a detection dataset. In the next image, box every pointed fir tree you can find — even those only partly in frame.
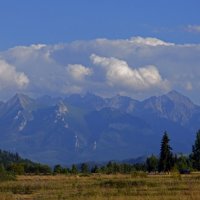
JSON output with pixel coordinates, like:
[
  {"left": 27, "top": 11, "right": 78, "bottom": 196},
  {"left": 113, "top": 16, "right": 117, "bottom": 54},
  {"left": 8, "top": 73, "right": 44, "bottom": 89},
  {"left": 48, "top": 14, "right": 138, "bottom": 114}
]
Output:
[
  {"left": 71, "top": 164, "right": 78, "bottom": 174},
  {"left": 81, "top": 163, "right": 89, "bottom": 174},
  {"left": 190, "top": 130, "right": 200, "bottom": 170},
  {"left": 91, "top": 165, "right": 99, "bottom": 173},
  {"left": 158, "top": 131, "right": 173, "bottom": 172}
]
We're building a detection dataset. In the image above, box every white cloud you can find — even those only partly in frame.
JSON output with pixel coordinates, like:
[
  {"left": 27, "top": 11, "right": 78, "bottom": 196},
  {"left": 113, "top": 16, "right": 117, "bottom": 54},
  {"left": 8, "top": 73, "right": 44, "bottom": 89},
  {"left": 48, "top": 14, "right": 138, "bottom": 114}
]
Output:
[
  {"left": 66, "top": 64, "right": 92, "bottom": 81},
  {"left": 186, "top": 25, "right": 200, "bottom": 33},
  {"left": 0, "top": 59, "right": 29, "bottom": 89},
  {"left": 5, "top": 44, "right": 48, "bottom": 63},
  {"left": 0, "top": 36, "right": 200, "bottom": 102},
  {"left": 130, "top": 36, "right": 174, "bottom": 46},
  {"left": 90, "top": 54, "right": 169, "bottom": 90}
]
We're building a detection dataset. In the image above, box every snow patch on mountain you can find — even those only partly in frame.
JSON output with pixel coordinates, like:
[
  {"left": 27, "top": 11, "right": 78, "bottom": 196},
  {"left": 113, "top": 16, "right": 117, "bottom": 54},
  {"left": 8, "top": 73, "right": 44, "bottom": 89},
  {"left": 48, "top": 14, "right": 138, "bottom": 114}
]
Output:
[
  {"left": 19, "top": 120, "right": 27, "bottom": 131},
  {"left": 56, "top": 102, "right": 68, "bottom": 117},
  {"left": 54, "top": 101, "right": 69, "bottom": 128},
  {"left": 14, "top": 110, "right": 22, "bottom": 120},
  {"left": 75, "top": 135, "right": 79, "bottom": 149},
  {"left": 93, "top": 141, "right": 97, "bottom": 150}
]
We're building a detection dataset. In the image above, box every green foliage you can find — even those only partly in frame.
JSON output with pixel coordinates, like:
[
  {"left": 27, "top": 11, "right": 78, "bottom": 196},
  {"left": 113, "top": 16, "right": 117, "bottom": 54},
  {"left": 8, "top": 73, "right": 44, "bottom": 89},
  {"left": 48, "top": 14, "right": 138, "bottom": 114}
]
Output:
[
  {"left": 0, "top": 149, "right": 52, "bottom": 175},
  {"left": 174, "top": 154, "right": 192, "bottom": 171},
  {"left": 71, "top": 164, "right": 78, "bottom": 174},
  {"left": 133, "top": 163, "right": 146, "bottom": 171},
  {"left": 36, "top": 164, "right": 52, "bottom": 174},
  {"left": 106, "top": 161, "right": 120, "bottom": 174},
  {"left": 7, "top": 163, "right": 24, "bottom": 175},
  {"left": 146, "top": 154, "right": 158, "bottom": 172},
  {"left": 54, "top": 164, "right": 62, "bottom": 173},
  {"left": 0, "top": 150, "right": 33, "bottom": 168},
  {"left": 158, "top": 131, "right": 174, "bottom": 172},
  {"left": 81, "top": 163, "right": 89, "bottom": 174},
  {"left": 0, "top": 164, "right": 16, "bottom": 182},
  {"left": 0, "top": 171, "right": 16, "bottom": 182},
  {"left": 120, "top": 163, "right": 133, "bottom": 174},
  {"left": 93, "top": 162, "right": 145, "bottom": 174},
  {"left": 190, "top": 130, "right": 200, "bottom": 170},
  {"left": 91, "top": 165, "right": 99, "bottom": 173}
]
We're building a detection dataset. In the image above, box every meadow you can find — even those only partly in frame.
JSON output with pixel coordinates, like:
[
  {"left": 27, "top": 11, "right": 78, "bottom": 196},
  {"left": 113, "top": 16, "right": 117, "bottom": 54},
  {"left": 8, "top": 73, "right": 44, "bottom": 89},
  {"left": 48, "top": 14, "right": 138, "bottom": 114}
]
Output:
[{"left": 0, "top": 173, "right": 200, "bottom": 200}]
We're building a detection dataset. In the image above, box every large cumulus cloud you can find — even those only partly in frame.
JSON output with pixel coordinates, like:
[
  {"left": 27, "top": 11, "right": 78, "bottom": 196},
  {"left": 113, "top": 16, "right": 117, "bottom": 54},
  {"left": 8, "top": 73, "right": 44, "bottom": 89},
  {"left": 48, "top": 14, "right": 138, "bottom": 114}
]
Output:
[
  {"left": 66, "top": 64, "right": 92, "bottom": 81},
  {"left": 0, "top": 36, "right": 200, "bottom": 102},
  {"left": 90, "top": 54, "right": 169, "bottom": 90}
]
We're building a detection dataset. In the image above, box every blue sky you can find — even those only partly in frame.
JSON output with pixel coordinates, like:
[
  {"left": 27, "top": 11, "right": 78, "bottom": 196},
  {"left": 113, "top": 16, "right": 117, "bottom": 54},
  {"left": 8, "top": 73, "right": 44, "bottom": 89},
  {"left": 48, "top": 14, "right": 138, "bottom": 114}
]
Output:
[
  {"left": 0, "top": 0, "right": 200, "bottom": 103},
  {"left": 0, "top": 0, "right": 200, "bottom": 49}
]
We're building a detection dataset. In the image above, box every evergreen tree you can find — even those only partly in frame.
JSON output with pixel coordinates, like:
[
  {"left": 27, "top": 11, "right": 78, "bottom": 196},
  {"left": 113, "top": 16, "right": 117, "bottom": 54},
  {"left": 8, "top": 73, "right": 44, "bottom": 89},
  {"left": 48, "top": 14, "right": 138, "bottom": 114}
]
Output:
[
  {"left": 190, "top": 130, "right": 200, "bottom": 170},
  {"left": 81, "top": 163, "right": 89, "bottom": 174},
  {"left": 158, "top": 132, "right": 173, "bottom": 172},
  {"left": 53, "top": 164, "right": 63, "bottom": 174},
  {"left": 91, "top": 165, "right": 99, "bottom": 173},
  {"left": 106, "top": 161, "right": 113, "bottom": 174},
  {"left": 71, "top": 164, "right": 78, "bottom": 174}
]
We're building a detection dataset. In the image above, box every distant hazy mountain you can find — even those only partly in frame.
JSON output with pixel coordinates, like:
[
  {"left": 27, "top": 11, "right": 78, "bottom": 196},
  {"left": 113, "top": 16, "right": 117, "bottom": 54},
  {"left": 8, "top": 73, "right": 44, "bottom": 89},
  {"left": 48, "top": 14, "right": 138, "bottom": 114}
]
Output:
[{"left": 0, "top": 91, "right": 198, "bottom": 165}]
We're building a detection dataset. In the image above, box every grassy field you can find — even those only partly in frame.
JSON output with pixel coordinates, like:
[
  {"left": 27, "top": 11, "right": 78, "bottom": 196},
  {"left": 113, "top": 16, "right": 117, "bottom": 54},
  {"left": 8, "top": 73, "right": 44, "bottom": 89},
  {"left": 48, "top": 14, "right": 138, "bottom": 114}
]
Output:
[{"left": 0, "top": 173, "right": 200, "bottom": 200}]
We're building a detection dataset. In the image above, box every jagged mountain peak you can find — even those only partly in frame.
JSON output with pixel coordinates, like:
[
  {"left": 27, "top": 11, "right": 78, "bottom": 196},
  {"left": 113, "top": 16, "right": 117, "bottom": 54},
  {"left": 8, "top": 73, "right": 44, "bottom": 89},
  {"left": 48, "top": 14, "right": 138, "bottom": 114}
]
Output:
[
  {"left": 0, "top": 91, "right": 199, "bottom": 164},
  {"left": 78, "top": 92, "right": 105, "bottom": 104},
  {"left": 109, "top": 94, "right": 132, "bottom": 101},
  {"left": 109, "top": 94, "right": 139, "bottom": 104},
  {"left": 7, "top": 93, "right": 35, "bottom": 110},
  {"left": 83, "top": 92, "right": 101, "bottom": 99},
  {"left": 161, "top": 90, "right": 197, "bottom": 114},
  {"left": 105, "top": 94, "right": 139, "bottom": 113},
  {"left": 166, "top": 90, "right": 182, "bottom": 97},
  {"left": 141, "top": 90, "right": 197, "bottom": 124},
  {"left": 65, "top": 92, "right": 105, "bottom": 110},
  {"left": 143, "top": 90, "right": 196, "bottom": 107},
  {"left": 165, "top": 90, "right": 195, "bottom": 106}
]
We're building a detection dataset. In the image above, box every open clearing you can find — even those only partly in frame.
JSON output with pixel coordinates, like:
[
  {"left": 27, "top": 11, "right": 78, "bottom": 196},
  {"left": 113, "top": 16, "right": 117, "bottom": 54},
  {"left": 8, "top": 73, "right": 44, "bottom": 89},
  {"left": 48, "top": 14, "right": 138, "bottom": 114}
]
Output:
[{"left": 0, "top": 173, "right": 200, "bottom": 200}]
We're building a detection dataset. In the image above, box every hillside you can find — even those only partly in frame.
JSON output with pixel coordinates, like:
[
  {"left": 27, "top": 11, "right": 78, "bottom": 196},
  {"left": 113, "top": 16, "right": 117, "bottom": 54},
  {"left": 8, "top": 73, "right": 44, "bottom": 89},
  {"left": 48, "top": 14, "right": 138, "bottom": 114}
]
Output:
[{"left": 0, "top": 91, "right": 198, "bottom": 165}]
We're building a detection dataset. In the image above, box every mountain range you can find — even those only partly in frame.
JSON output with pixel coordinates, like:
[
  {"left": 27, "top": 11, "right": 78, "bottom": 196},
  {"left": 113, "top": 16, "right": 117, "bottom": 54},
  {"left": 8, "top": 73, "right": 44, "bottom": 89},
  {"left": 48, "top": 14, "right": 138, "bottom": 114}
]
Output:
[{"left": 0, "top": 90, "right": 198, "bottom": 165}]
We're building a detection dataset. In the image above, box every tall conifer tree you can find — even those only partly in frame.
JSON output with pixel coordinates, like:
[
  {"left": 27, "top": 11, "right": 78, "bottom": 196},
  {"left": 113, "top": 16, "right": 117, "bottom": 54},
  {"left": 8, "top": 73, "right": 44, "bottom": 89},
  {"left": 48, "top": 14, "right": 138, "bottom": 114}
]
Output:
[
  {"left": 158, "top": 132, "right": 173, "bottom": 172},
  {"left": 190, "top": 130, "right": 200, "bottom": 170}
]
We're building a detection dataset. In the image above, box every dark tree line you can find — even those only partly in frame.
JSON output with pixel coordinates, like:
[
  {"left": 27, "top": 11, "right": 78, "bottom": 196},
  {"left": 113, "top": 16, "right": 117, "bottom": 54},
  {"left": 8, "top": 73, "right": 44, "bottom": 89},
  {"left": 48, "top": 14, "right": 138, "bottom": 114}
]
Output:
[{"left": 53, "top": 161, "right": 146, "bottom": 175}]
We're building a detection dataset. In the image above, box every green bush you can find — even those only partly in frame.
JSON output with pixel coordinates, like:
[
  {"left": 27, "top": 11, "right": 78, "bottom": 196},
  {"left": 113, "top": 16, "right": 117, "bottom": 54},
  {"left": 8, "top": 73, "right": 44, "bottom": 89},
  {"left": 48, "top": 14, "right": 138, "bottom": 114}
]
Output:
[{"left": 0, "top": 171, "right": 16, "bottom": 182}]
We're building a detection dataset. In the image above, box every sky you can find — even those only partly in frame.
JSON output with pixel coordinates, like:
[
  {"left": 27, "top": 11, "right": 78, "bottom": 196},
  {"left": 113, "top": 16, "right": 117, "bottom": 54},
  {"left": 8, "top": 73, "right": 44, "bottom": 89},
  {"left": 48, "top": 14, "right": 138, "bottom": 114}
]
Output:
[{"left": 0, "top": 0, "right": 200, "bottom": 103}]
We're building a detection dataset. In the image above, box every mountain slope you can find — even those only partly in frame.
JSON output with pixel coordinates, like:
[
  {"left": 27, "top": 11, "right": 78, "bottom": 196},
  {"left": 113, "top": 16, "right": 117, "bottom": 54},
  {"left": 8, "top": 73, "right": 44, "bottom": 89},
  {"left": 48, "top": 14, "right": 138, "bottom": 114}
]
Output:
[
  {"left": 140, "top": 90, "right": 198, "bottom": 124},
  {"left": 0, "top": 91, "right": 198, "bottom": 165}
]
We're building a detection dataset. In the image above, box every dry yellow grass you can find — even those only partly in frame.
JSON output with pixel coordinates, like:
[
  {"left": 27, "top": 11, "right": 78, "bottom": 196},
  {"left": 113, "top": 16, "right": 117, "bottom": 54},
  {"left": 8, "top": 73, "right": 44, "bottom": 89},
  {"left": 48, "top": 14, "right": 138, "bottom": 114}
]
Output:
[{"left": 0, "top": 173, "right": 200, "bottom": 200}]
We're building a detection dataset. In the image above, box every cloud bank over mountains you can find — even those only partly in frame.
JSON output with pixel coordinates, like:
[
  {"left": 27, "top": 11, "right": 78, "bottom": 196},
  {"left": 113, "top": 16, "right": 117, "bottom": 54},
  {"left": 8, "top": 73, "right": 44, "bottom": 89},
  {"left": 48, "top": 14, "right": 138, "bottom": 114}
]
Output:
[{"left": 0, "top": 36, "right": 200, "bottom": 101}]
